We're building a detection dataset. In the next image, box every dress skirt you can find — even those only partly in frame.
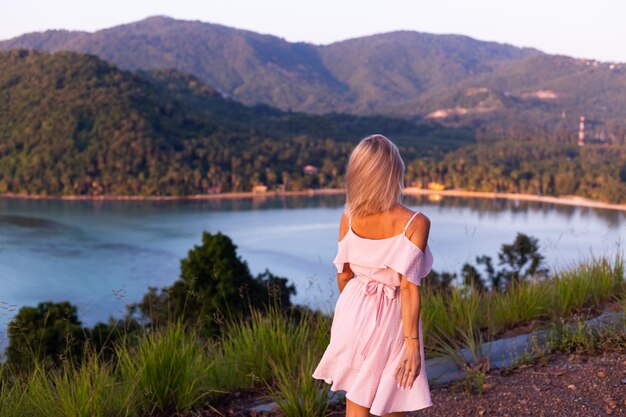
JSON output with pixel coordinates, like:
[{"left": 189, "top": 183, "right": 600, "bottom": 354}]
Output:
[{"left": 312, "top": 274, "right": 433, "bottom": 416}]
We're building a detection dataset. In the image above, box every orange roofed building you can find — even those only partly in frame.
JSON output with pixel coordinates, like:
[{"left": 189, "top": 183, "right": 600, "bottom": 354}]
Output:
[{"left": 426, "top": 182, "right": 447, "bottom": 191}]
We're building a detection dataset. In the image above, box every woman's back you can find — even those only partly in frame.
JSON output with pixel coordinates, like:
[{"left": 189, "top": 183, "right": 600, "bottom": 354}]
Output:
[
  {"left": 334, "top": 204, "right": 432, "bottom": 287},
  {"left": 340, "top": 204, "right": 429, "bottom": 246},
  {"left": 313, "top": 135, "right": 434, "bottom": 416}
]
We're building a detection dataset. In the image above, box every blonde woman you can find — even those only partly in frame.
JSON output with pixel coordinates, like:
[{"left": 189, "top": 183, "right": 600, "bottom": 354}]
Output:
[{"left": 312, "top": 134, "right": 433, "bottom": 416}]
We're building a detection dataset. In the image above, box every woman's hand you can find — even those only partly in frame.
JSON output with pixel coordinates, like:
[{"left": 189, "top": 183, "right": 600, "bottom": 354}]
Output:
[{"left": 392, "top": 339, "right": 421, "bottom": 390}]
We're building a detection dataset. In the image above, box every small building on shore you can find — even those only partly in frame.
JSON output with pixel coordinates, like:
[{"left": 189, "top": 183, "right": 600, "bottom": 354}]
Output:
[
  {"left": 252, "top": 184, "right": 268, "bottom": 193},
  {"left": 303, "top": 165, "right": 318, "bottom": 175},
  {"left": 206, "top": 185, "right": 222, "bottom": 194},
  {"left": 427, "top": 182, "right": 447, "bottom": 191}
]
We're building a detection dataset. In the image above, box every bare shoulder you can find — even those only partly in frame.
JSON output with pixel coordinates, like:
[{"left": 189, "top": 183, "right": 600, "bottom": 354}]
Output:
[
  {"left": 338, "top": 210, "right": 350, "bottom": 241},
  {"left": 404, "top": 209, "right": 431, "bottom": 252}
]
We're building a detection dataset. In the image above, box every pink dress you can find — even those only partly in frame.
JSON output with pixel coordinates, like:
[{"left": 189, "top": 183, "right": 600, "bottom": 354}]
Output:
[{"left": 312, "top": 211, "right": 434, "bottom": 416}]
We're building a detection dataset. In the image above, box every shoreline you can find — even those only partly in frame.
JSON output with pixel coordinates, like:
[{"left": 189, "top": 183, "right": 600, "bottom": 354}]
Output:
[
  {"left": 1, "top": 188, "right": 625, "bottom": 212},
  {"left": 403, "top": 188, "right": 626, "bottom": 212}
]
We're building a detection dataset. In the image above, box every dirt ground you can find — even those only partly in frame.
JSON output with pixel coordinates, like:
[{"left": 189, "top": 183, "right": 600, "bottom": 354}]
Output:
[
  {"left": 203, "top": 349, "right": 625, "bottom": 417},
  {"left": 406, "top": 350, "right": 626, "bottom": 417}
]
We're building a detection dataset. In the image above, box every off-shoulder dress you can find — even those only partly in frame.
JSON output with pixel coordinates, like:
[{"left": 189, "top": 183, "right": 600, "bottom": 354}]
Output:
[{"left": 312, "top": 211, "right": 434, "bottom": 416}]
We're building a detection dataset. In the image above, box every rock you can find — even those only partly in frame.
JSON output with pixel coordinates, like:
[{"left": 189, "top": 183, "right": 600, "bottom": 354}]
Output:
[
  {"left": 567, "top": 384, "right": 576, "bottom": 390},
  {"left": 596, "top": 370, "right": 606, "bottom": 378},
  {"left": 621, "top": 378, "right": 626, "bottom": 384}
]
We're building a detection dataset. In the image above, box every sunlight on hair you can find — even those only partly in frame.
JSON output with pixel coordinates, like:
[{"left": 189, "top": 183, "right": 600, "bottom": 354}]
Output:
[{"left": 344, "top": 134, "right": 405, "bottom": 217}]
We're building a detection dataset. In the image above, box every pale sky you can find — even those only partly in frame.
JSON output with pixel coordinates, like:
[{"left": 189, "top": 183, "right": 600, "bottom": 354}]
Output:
[{"left": 2, "top": 0, "right": 624, "bottom": 62}]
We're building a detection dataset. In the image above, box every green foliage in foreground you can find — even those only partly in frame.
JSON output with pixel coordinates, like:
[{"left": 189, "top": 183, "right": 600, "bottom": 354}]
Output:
[
  {"left": 130, "top": 230, "right": 297, "bottom": 338},
  {"left": 427, "top": 232, "right": 549, "bottom": 294},
  {"left": 1, "top": 303, "right": 332, "bottom": 417},
  {"left": 422, "top": 254, "right": 625, "bottom": 351},
  {"left": 6, "top": 230, "right": 296, "bottom": 372},
  {"left": 1, "top": 255, "right": 623, "bottom": 416},
  {"left": 116, "top": 320, "right": 216, "bottom": 415},
  {"left": 6, "top": 301, "right": 83, "bottom": 372}
]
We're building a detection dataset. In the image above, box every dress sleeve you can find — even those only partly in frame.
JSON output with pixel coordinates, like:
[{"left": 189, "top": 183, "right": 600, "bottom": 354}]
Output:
[
  {"left": 384, "top": 245, "right": 433, "bottom": 286},
  {"left": 406, "top": 245, "right": 433, "bottom": 286},
  {"left": 332, "top": 241, "right": 349, "bottom": 273}
]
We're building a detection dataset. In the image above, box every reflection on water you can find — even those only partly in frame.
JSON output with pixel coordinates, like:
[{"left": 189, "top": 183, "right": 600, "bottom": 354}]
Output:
[
  {"left": 1, "top": 194, "right": 624, "bottom": 226},
  {"left": 0, "top": 194, "right": 624, "bottom": 353}
]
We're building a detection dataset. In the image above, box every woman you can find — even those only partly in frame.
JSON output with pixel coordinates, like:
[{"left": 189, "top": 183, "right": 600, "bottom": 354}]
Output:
[{"left": 312, "top": 134, "right": 434, "bottom": 417}]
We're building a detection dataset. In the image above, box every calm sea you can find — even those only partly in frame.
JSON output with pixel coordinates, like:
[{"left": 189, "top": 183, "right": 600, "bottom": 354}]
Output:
[{"left": 1, "top": 194, "right": 625, "bottom": 350}]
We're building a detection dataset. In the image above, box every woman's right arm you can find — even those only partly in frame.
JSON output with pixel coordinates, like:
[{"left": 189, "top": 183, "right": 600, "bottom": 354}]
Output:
[{"left": 337, "top": 211, "right": 354, "bottom": 293}]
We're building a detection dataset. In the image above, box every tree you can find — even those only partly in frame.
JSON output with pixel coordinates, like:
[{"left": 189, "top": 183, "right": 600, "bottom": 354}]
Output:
[
  {"left": 498, "top": 233, "right": 549, "bottom": 288},
  {"left": 134, "top": 231, "right": 296, "bottom": 337},
  {"left": 423, "top": 270, "right": 457, "bottom": 294},
  {"left": 464, "top": 233, "right": 549, "bottom": 293},
  {"left": 461, "top": 263, "right": 486, "bottom": 293},
  {"left": 475, "top": 255, "right": 503, "bottom": 293},
  {"left": 7, "top": 301, "right": 84, "bottom": 371}
]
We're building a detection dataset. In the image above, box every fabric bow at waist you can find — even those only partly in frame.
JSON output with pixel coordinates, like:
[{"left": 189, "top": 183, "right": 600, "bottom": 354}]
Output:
[
  {"left": 361, "top": 276, "right": 398, "bottom": 300},
  {"left": 353, "top": 275, "right": 399, "bottom": 367}
]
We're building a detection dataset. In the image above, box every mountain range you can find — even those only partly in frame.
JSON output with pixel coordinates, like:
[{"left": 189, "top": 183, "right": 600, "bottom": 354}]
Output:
[{"left": 3, "top": 15, "right": 626, "bottom": 136}]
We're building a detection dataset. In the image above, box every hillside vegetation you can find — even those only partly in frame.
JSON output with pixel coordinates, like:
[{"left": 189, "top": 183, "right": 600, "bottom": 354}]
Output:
[
  {"left": 0, "top": 49, "right": 469, "bottom": 196},
  {"left": 1, "top": 49, "right": 625, "bottom": 203},
  {"left": 3, "top": 15, "right": 626, "bottom": 141}
]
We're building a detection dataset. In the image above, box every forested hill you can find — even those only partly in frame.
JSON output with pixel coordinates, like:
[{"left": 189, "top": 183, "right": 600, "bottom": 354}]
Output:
[
  {"left": 3, "top": 15, "right": 626, "bottom": 139},
  {"left": 0, "top": 16, "right": 540, "bottom": 117},
  {"left": 0, "top": 49, "right": 470, "bottom": 196}
]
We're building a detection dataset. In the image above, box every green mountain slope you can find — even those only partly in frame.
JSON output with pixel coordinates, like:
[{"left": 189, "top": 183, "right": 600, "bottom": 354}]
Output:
[
  {"left": 0, "top": 16, "right": 539, "bottom": 116},
  {"left": 0, "top": 49, "right": 471, "bottom": 196},
  {"left": 416, "top": 54, "right": 626, "bottom": 138}
]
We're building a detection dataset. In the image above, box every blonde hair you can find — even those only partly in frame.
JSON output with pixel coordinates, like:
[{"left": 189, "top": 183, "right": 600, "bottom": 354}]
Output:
[{"left": 344, "top": 134, "right": 405, "bottom": 218}]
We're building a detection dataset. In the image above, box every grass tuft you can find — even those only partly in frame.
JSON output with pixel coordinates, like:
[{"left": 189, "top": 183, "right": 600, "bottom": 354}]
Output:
[{"left": 115, "top": 320, "right": 215, "bottom": 415}]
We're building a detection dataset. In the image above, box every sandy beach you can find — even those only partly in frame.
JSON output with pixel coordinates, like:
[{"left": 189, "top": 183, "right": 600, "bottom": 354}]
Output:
[
  {"left": 1, "top": 187, "right": 625, "bottom": 212},
  {"left": 403, "top": 187, "right": 626, "bottom": 212}
]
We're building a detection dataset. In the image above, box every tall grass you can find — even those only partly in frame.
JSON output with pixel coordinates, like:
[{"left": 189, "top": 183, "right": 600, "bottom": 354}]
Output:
[
  {"left": 25, "top": 352, "right": 134, "bottom": 417},
  {"left": 264, "top": 346, "right": 333, "bottom": 417},
  {"left": 548, "top": 255, "right": 624, "bottom": 318},
  {"left": 208, "top": 302, "right": 327, "bottom": 392},
  {"left": 116, "top": 320, "right": 216, "bottom": 415},
  {"left": 0, "top": 363, "right": 32, "bottom": 417},
  {"left": 428, "top": 319, "right": 491, "bottom": 395},
  {"left": 487, "top": 277, "right": 550, "bottom": 335},
  {"left": 205, "top": 302, "right": 333, "bottom": 415},
  {"left": 0, "top": 255, "right": 622, "bottom": 415},
  {"left": 424, "top": 255, "right": 624, "bottom": 356}
]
